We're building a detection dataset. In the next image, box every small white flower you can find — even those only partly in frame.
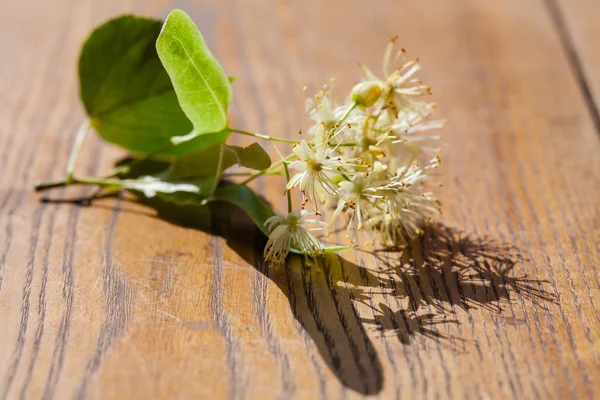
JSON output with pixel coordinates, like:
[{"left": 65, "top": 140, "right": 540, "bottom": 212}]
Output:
[
  {"left": 387, "top": 102, "right": 445, "bottom": 159},
  {"left": 305, "top": 92, "right": 337, "bottom": 127},
  {"left": 286, "top": 124, "right": 348, "bottom": 207},
  {"left": 365, "top": 162, "right": 441, "bottom": 244},
  {"left": 263, "top": 210, "right": 323, "bottom": 263},
  {"left": 351, "top": 114, "right": 395, "bottom": 163},
  {"left": 331, "top": 174, "right": 377, "bottom": 244},
  {"left": 305, "top": 87, "right": 360, "bottom": 133},
  {"left": 358, "top": 37, "right": 431, "bottom": 116},
  {"left": 374, "top": 191, "right": 439, "bottom": 244},
  {"left": 277, "top": 38, "right": 444, "bottom": 249}
]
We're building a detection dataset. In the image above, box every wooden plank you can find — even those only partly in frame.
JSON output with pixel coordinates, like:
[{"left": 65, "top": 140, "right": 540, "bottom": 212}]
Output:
[{"left": 0, "top": 0, "right": 599, "bottom": 399}]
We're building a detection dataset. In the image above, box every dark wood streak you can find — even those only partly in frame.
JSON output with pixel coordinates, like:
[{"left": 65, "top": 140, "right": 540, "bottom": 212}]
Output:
[
  {"left": 375, "top": 252, "right": 418, "bottom": 398},
  {"left": 412, "top": 245, "right": 458, "bottom": 398},
  {"left": 40, "top": 204, "right": 79, "bottom": 400},
  {"left": 0, "top": 68, "right": 31, "bottom": 217},
  {"left": 0, "top": 0, "right": 74, "bottom": 292},
  {"left": 0, "top": 110, "right": 46, "bottom": 292},
  {"left": 298, "top": 261, "right": 343, "bottom": 382},
  {"left": 325, "top": 257, "right": 383, "bottom": 394},
  {"left": 12, "top": 52, "right": 90, "bottom": 392},
  {"left": 288, "top": 256, "right": 385, "bottom": 397},
  {"left": 252, "top": 262, "right": 296, "bottom": 398},
  {"left": 18, "top": 202, "right": 59, "bottom": 400},
  {"left": 407, "top": 245, "right": 455, "bottom": 398},
  {"left": 369, "top": 290, "right": 403, "bottom": 400},
  {"left": 210, "top": 235, "right": 246, "bottom": 400},
  {"left": 417, "top": 238, "right": 459, "bottom": 397},
  {"left": 393, "top": 258, "right": 430, "bottom": 395},
  {"left": 41, "top": 66, "right": 107, "bottom": 400},
  {"left": 477, "top": 227, "right": 522, "bottom": 396},
  {"left": 74, "top": 195, "right": 133, "bottom": 400},
  {"left": 228, "top": 3, "right": 299, "bottom": 394},
  {"left": 0, "top": 205, "right": 44, "bottom": 400},
  {"left": 0, "top": 15, "right": 78, "bottom": 390},
  {"left": 219, "top": 17, "right": 299, "bottom": 397},
  {"left": 229, "top": 2, "right": 310, "bottom": 395},
  {"left": 289, "top": 272, "right": 328, "bottom": 400},
  {"left": 1, "top": 113, "right": 73, "bottom": 400}
]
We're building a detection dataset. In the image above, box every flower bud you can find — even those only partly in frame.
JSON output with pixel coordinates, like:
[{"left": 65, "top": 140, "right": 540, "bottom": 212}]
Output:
[{"left": 350, "top": 81, "right": 382, "bottom": 108}]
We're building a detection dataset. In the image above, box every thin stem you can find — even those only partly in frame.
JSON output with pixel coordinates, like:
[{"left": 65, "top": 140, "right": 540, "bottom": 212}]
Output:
[
  {"left": 211, "top": 144, "right": 225, "bottom": 194},
  {"left": 103, "top": 165, "right": 131, "bottom": 178},
  {"left": 338, "top": 102, "right": 358, "bottom": 126},
  {"left": 34, "top": 176, "right": 123, "bottom": 192},
  {"left": 269, "top": 140, "right": 293, "bottom": 213},
  {"left": 229, "top": 128, "right": 301, "bottom": 144},
  {"left": 240, "top": 158, "right": 286, "bottom": 185},
  {"left": 336, "top": 166, "right": 353, "bottom": 182},
  {"left": 35, "top": 179, "right": 75, "bottom": 191},
  {"left": 66, "top": 119, "right": 91, "bottom": 182},
  {"left": 239, "top": 152, "right": 298, "bottom": 185},
  {"left": 336, "top": 142, "right": 359, "bottom": 147}
]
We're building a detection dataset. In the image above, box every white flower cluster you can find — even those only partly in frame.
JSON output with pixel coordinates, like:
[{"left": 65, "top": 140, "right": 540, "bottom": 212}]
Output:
[{"left": 264, "top": 38, "right": 444, "bottom": 262}]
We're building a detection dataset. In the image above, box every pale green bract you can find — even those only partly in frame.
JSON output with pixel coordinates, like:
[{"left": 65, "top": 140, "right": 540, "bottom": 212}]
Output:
[
  {"left": 123, "top": 176, "right": 202, "bottom": 197},
  {"left": 156, "top": 9, "right": 232, "bottom": 136},
  {"left": 164, "top": 142, "right": 271, "bottom": 196}
]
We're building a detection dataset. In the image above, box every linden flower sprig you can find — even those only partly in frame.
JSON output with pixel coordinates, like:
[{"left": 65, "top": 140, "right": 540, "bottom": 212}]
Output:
[
  {"left": 245, "top": 38, "right": 445, "bottom": 263},
  {"left": 33, "top": 10, "right": 444, "bottom": 266}
]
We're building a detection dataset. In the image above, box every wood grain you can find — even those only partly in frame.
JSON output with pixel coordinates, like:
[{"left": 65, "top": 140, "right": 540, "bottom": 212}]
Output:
[{"left": 1, "top": 0, "right": 599, "bottom": 399}]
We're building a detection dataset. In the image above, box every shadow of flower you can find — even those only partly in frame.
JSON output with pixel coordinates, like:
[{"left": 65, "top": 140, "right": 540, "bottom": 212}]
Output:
[{"left": 40, "top": 190, "right": 556, "bottom": 395}]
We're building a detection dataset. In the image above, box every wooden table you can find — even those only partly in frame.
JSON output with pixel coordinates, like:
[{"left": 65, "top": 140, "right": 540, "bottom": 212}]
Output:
[{"left": 1, "top": 0, "right": 599, "bottom": 399}]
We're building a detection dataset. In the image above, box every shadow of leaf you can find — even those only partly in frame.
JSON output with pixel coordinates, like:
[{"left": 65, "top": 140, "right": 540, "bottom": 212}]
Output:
[{"left": 41, "top": 191, "right": 556, "bottom": 395}]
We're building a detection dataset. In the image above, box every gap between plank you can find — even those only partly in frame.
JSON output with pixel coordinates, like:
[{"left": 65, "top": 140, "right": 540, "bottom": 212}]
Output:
[{"left": 543, "top": 0, "right": 600, "bottom": 137}]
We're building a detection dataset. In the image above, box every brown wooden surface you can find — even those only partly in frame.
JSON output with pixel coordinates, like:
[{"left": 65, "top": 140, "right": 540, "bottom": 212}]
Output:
[{"left": 1, "top": 0, "right": 599, "bottom": 399}]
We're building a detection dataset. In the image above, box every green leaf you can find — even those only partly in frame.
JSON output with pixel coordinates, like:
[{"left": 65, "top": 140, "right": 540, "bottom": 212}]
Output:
[
  {"left": 156, "top": 9, "right": 232, "bottom": 135},
  {"left": 224, "top": 143, "right": 271, "bottom": 171},
  {"left": 79, "top": 15, "right": 193, "bottom": 155}
]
